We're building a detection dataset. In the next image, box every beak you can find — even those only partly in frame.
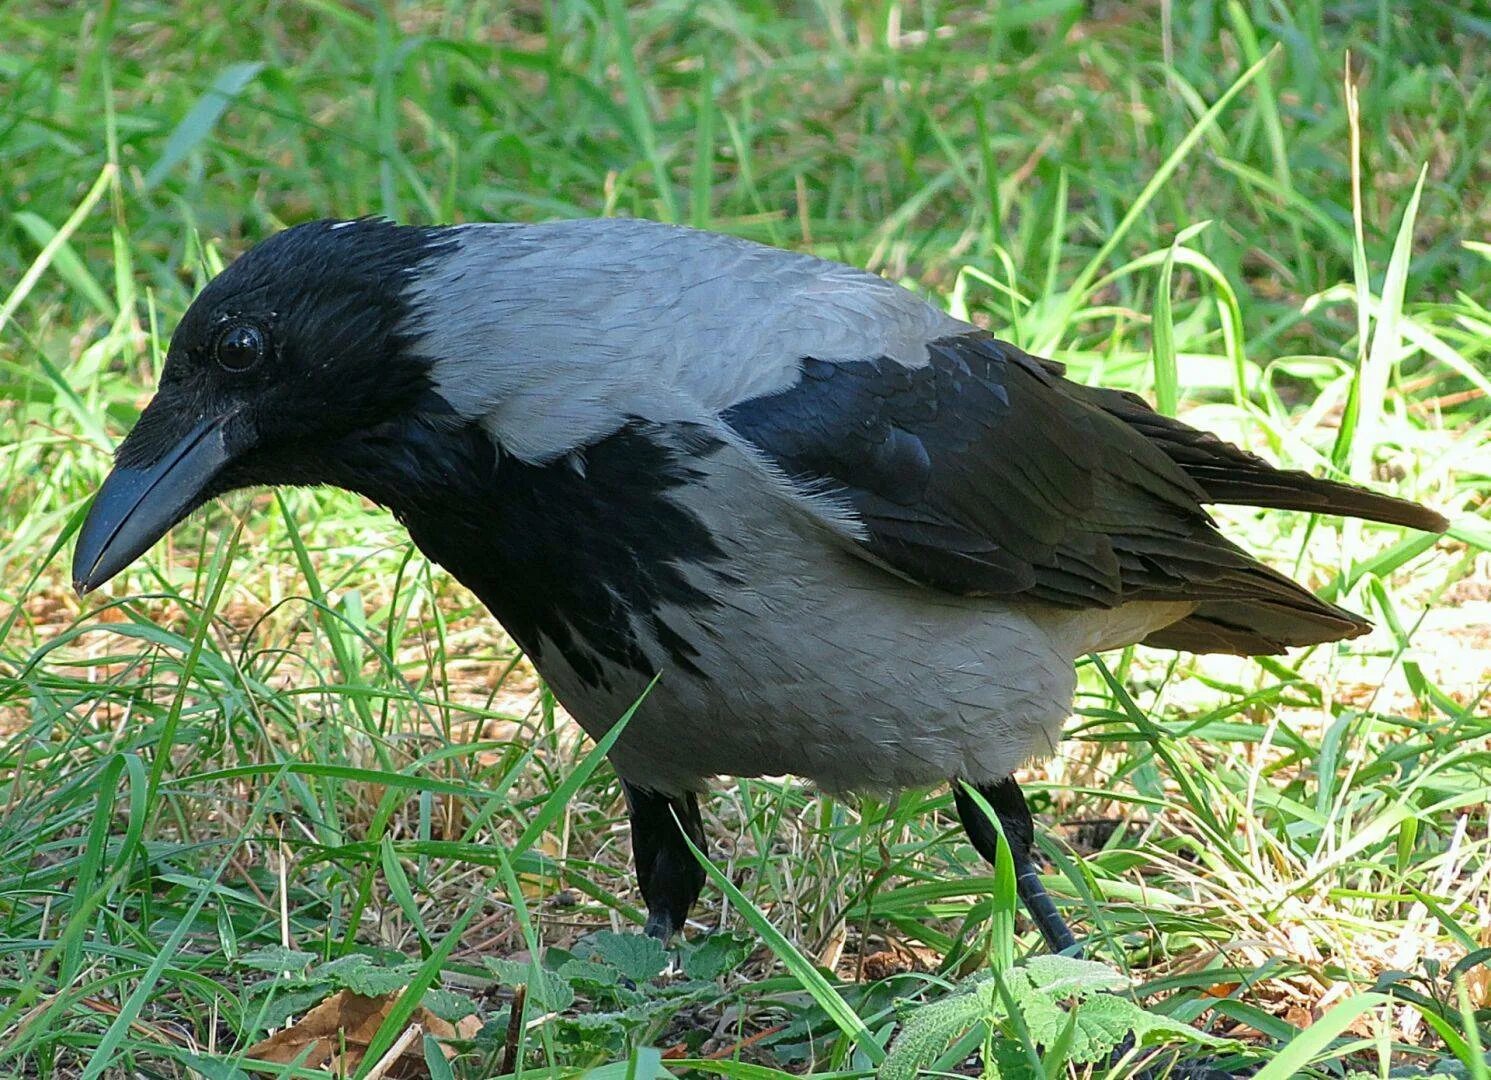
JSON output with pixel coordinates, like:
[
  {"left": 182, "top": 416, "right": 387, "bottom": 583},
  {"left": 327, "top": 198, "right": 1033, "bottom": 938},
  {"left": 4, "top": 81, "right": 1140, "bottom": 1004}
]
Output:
[{"left": 73, "top": 413, "right": 238, "bottom": 594}]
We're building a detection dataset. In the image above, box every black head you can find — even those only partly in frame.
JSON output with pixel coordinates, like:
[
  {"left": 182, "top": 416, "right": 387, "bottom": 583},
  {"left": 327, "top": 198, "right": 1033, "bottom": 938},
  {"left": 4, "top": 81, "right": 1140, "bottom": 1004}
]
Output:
[{"left": 73, "top": 217, "right": 453, "bottom": 592}]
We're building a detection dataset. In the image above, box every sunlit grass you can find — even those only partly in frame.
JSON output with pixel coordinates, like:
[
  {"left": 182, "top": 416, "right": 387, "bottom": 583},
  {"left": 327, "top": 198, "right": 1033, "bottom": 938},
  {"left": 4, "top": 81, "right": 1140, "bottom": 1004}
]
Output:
[{"left": 1, "top": 2, "right": 1488, "bottom": 1077}]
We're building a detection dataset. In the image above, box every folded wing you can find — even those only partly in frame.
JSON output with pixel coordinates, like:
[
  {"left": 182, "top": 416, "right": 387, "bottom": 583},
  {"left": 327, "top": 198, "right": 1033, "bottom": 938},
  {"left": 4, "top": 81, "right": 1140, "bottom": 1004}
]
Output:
[{"left": 723, "top": 333, "right": 1444, "bottom": 654}]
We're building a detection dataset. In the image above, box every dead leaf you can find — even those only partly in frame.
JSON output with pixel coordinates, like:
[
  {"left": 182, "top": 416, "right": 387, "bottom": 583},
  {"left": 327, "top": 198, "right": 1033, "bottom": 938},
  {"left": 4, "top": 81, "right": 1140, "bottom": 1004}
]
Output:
[
  {"left": 860, "top": 950, "right": 914, "bottom": 981},
  {"left": 1201, "top": 981, "right": 1241, "bottom": 999},
  {"left": 1465, "top": 920, "right": 1491, "bottom": 1008},
  {"left": 246, "top": 989, "right": 480, "bottom": 1077},
  {"left": 1283, "top": 1003, "right": 1316, "bottom": 1029}
]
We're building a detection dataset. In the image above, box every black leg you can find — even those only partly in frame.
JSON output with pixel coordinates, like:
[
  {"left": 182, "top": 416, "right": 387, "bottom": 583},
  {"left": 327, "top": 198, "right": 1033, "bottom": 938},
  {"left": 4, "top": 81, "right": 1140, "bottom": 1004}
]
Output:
[
  {"left": 953, "top": 777, "right": 1079, "bottom": 955},
  {"left": 623, "top": 782, "right": 707, "bottom": 941}
]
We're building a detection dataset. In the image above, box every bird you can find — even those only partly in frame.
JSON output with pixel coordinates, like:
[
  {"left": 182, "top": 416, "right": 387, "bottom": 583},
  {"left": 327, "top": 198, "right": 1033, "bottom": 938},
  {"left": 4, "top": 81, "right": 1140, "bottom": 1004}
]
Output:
[{"left": 72, "top": 216, "right": 1447, "bottom": 955}]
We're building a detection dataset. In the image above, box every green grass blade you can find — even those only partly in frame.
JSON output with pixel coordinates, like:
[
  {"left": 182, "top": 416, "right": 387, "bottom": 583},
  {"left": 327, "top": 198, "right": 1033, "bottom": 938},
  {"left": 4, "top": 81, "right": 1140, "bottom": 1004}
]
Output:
[
  {"left": 380, "top": 835, "right": 431, "bottom": 953},
  {"left": 690, "top": 51, "right": 716, "bottom": 231},
  {"left": 1039, "top": 50, "right": 1275, "bottom": 350},
  {"left": 357, "top": 885, "right": 484, "bottom": 1076},
  {"left": 957, "top": 783, "right": 1018, "bottom": 971},
  {"left": 1339, "top": 165, "right": 1428, "bottom": 482},
  {"left": 511, "top": 681, "right": 646, "bottom": 857},
  {"left": 142, "top": 62, "right": 265, "bottom": 189},
  {"left": 1250, "top": 993, "right": 1389, "bottom": 1080},
  {"left": 600, "top": 0, "right": 678, "bottom": 223},
  {"left": 75, "top": 765, "right": 295, "bottom": 1079},
  {"left": 12, "top": 212, "right": 115, "bottom": 320},
  {"left": 1151, "top": 240, "right": 1180, "bottom": 416},
  {"left": 0, "top": 162, "right": 114, "bottom": 336},
  {"left": 679, "top": 826, "right": 887, "bottom": 1065}
]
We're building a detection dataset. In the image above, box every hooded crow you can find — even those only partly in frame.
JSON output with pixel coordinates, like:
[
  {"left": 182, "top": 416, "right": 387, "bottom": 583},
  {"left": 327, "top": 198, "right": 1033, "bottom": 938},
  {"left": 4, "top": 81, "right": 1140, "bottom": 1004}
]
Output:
[{"left": 73, "top": 217, "right": 1447, "bottom": 953}]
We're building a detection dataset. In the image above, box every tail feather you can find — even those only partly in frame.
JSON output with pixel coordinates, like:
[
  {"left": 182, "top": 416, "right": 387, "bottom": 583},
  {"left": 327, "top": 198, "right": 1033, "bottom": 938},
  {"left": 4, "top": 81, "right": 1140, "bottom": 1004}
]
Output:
[
  {"left": 1143, "top": 599, "right": 1370, "bottom": 655},
  {"left": 1134, "top": 547, "right": 1373, "bottom": 655},
  {"left": 1033, "top": 352, "right": 1446, "bottom": 657},
  {"left": 1075, "top": 383, "right": 1449, "bottom": 532}
]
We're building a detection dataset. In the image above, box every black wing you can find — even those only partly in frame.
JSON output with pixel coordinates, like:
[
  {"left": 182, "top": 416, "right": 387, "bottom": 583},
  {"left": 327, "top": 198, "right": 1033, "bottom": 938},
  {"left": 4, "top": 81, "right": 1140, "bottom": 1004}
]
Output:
[{"left": 723, "top": 333, "right": 1410, "bottom": 653}]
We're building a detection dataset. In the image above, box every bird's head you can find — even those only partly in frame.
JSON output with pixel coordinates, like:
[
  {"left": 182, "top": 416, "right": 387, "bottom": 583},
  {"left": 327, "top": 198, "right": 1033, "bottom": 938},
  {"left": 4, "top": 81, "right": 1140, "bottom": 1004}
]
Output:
[{"left": 72, "top": 217, "right": 453, "bottom": 593}]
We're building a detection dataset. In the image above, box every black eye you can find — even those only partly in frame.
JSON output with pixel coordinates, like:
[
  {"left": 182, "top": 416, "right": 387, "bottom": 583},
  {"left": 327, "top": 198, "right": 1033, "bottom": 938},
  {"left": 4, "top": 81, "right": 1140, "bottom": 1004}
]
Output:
[{"left": 214, "top": 322, "right": 266, "bottom": 373}]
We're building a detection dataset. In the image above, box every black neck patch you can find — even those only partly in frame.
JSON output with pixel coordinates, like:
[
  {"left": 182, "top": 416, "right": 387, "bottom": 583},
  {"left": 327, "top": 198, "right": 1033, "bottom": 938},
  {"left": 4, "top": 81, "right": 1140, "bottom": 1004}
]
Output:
[{"left": 326, "top": 419, "right": 731, "bottom": 692}]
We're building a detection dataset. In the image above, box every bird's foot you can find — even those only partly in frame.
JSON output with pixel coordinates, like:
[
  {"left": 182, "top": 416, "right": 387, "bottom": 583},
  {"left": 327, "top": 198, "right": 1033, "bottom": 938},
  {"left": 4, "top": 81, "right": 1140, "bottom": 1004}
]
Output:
[{"left": 643, "top": 910, "right": 679, "bottom": 942}]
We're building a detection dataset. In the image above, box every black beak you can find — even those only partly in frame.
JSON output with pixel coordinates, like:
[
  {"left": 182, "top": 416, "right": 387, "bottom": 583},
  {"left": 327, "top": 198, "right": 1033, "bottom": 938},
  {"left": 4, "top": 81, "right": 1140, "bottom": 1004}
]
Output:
[{"left": 73, "top": 414, "right": 237, "bottom": 594}]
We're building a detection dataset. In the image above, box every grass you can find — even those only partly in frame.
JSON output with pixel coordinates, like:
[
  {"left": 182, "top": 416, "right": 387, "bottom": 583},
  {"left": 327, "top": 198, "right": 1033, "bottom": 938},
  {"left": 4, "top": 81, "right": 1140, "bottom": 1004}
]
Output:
[{"left": 1, "top": 0, "right": 1488, "bottom": 1076}]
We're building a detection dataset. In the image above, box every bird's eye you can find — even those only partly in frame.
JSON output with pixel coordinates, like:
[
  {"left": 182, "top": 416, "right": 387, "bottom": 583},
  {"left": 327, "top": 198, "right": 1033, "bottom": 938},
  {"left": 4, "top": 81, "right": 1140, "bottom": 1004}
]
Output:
[{"left": 214, "top": 322, "right": 266, "bottom": 373}]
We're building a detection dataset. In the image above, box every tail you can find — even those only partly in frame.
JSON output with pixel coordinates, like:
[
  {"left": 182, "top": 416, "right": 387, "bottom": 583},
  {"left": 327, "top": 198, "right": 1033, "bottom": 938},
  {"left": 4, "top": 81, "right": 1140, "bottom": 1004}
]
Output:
[
  {"left": 1134, "top": 537, "right": 1375, "bottom": 655},
  {"left": 1142, "top": 595, "right": 1370, "bottom": 655},
  {"left": 1064, "top": 382, "right": 1447, "bottom": 656},
  {"left": 1078, "top": 383, "right": 1448, "bottom": 533}
]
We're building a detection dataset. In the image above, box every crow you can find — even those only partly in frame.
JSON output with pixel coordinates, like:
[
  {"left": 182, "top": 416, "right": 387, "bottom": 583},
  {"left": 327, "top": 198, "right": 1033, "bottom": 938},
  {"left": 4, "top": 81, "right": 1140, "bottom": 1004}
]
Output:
[{"left": 73, "top": 217, "right": 1446, "bottom": 953}]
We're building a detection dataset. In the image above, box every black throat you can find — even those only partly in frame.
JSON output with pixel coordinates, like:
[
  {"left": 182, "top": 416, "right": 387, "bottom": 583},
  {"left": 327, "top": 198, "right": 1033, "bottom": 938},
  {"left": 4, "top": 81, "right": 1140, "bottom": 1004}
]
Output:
[{"left": 323, "top": 417, "right": 731, "bottom": 691}]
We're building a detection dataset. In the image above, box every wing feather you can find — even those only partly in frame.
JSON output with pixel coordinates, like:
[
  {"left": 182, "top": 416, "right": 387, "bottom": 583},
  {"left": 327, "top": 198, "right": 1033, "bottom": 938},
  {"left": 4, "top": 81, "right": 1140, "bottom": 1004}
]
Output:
[{"left": 722, "top": 333, "right": 1381, "bottom": 653}]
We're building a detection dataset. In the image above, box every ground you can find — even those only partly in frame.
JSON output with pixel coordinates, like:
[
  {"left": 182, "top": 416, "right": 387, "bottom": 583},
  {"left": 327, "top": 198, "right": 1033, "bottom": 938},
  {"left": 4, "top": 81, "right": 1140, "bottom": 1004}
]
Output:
[{"left": 0, "top": 2, "right": 1488, "bottom": 1077}]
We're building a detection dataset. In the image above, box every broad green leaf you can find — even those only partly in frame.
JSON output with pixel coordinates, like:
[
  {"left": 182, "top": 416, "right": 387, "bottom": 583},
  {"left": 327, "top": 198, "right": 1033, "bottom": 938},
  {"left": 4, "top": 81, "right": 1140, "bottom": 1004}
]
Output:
[
  {"left": 423, "top": 1034, "right": 457, "bottom": 1080},
  {"left": 589, "top": 930, "right": 668, "bottom": 983},
  {"left": 880, "top": 983, "right": 992, "bottom": 1080},
  {"left": 237, "top": 945, "right": 316, "bottom": 974},
  {"left": 484, "top": 957, "right": 576, "bottom": 1012},
  {"left": 682, "top": 932, "right": 755, "bottom": 981},
  {"left": 422, "top": 988, "right": 479, "bottom": 1024},
  {"left": 249, "top": 986, "right": 334, "bottom": 1033},
  {"left": 1017, "top": 982, "right": 1223, "bottom": 1064},
  {"left": 176, "top": 1052, "right": 251, "bottom": 1080},
  {"left": 559, "top": 958, "right": 626, "bottom": 990},
  {"left": 316, "top": 953, "right": 418, "bottom": 996},
  {"left": 1018, "top": 954, "right": 1132, "bottom": 997}
]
